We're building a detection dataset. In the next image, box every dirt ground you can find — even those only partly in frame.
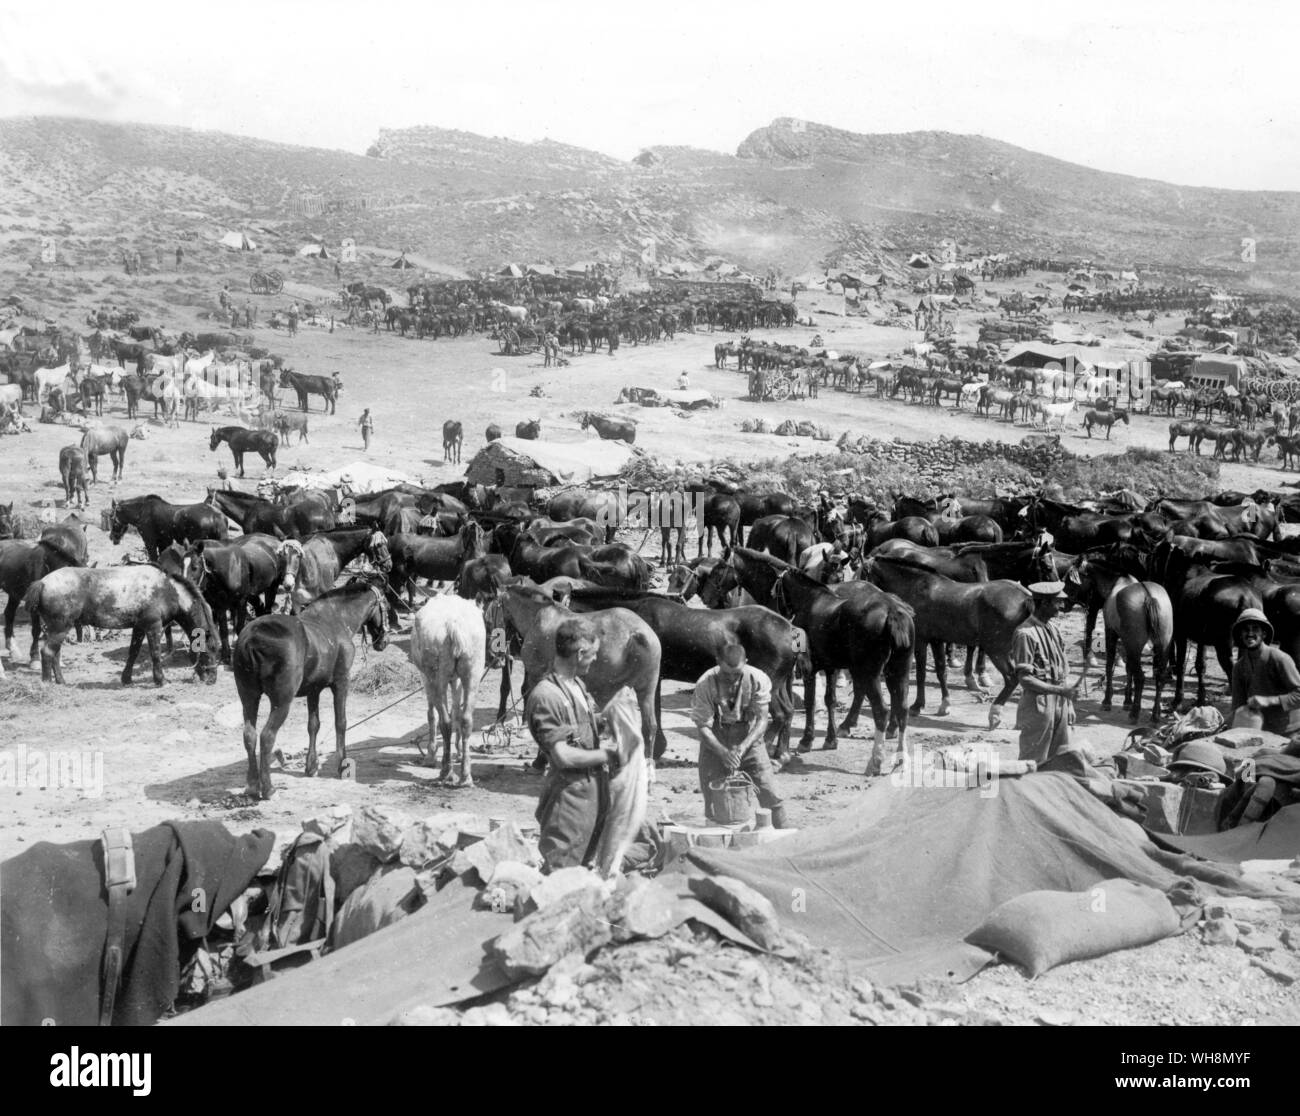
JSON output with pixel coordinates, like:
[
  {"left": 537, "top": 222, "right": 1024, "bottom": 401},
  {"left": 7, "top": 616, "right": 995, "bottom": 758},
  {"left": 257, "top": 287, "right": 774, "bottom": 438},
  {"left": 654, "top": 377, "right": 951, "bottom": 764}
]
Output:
[{"left": 1, "top": 264, "right": 1296, "bottom": 1025}]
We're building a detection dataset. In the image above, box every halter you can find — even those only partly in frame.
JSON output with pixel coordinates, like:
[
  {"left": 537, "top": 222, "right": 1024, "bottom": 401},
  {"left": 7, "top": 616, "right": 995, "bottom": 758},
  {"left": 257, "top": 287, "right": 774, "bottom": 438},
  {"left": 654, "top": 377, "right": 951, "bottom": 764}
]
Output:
[{"left": 770, "top": 569, "right": 792, "bottom": 616}]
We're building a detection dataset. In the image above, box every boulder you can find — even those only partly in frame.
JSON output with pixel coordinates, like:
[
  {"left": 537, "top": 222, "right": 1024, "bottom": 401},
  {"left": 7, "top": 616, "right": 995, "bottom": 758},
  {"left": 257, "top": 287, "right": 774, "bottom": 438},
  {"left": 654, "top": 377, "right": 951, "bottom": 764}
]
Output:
[
  {"left": 491, "top": 887, "right": 614, "bottom": 977},
  {"left": 399, "top": 819, "right": 459, "bottom": 869},
  {"left": 1201, "top": 916, "right": 1239, "bottom": 947},
  {"left": 530, "top": 865, "right": 609, "bottom": 910},
  {"left": 302, "top": 804, "right": 353, "bottom": 843},
  {"left": 687, "top": 874, "right": 784, "bottom": 951},
  {"left": 609, "top": 877, "right": 678, "bottom": 941},
  {"left": 1206, "top": 897, "right": 1283, "bottom": 923},
  {"left": 463, "top": 820, "right": 542, "bottom": 884},
  {"left": 353, "top": 805, "right": 412, "bottom": 862}
]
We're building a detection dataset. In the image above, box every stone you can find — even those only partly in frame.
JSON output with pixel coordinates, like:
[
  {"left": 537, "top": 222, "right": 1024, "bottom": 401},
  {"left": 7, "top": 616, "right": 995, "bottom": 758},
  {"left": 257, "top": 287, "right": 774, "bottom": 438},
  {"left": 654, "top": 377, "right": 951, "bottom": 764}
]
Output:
[
  {"left": 1249, "top": 954, "right": 1298, "bottom": 984},
  {"left": 1237, "top": 930, "right": 1284, "bottom": 956},
  {"left": 488, "top": 860, "right": 544, "bottom": 892},
  {"left": 353, "top": 805, "right": 412, "bottom": 862},
  {"left": 609, "top": 878, "right": 679, "bottom": 942},
  {"left": 459, "top": 1003, "right": 516, "bottom": 1026},
  {"left": 398, "top": 820, "right": 456, "bottom": 870},
  {"left": 530, "top": 865, "right": 608, "bottom": 910},
  {"left": 1213, "top": 727, "right": 1291, "bottom": 750},
  {"left": 302, "top": 804, "right": 353, "bottom": 843},
  {"left": 1282, "top": 926, "right": 1300, "bottom": 952},
  {"left": 851, "top": 977, "right": 875, "bottom": 1003},
  {"left": 491, "top": 887, "right": 614, "bottom": 978},
  {"left": 1036, "top": 1008, "right": 1078, "bottom": 1027},
  {"left": 687, "top": 875, "right": 784, "bottom": 951},
  {"left": 1206, "top": 897, "right": 1283, "bottom": 923},
  {"left": 463, "top": 820, "right": 542, "bottom": 884},
  {"left": 391, "top": 1004, "right": 459, "bottom": 1027},
  {"left": 1202, "top": 916, "right": 1239, "bottom": 946}
]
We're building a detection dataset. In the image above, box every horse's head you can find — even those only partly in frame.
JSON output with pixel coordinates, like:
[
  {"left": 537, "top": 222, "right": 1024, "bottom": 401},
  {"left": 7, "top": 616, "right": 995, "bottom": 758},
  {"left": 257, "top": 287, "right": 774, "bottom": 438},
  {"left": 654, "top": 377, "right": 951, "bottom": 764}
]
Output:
[
  {"left": 107, "top": 500, "right": 129, "bottom": 545},
  {"left": 208, "top": 426, "right": 222, "bottom": 450},
  {"left": 359, "top": 580, "right": 389, "bottom": 652},
  {"left": 698, "top": 549, "right": 741, "bottom": 608}
]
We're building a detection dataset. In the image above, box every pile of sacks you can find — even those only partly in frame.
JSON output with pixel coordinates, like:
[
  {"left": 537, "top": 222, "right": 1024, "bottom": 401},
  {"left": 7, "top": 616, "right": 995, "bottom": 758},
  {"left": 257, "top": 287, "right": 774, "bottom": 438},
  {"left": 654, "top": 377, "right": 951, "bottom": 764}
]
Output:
[
  {"left": 771, "top": 419, "right": 833, "bottom": 439},
  {"left": 978, "top": 316, "right": 1052, "bottom": 345}
]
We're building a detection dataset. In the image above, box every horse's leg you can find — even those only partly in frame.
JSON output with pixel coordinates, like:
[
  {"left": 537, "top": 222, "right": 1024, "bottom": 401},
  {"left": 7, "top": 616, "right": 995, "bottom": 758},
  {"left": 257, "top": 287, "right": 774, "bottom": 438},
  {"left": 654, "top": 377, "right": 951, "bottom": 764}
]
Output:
[
  {"left": 121, "top": 627, "right": 146, "bottom": 685},
  {"left": 821, "top": 668, "right": 839, "bottom": 750},
  {"left": 1128, "top": 637, "right": 1145, "bottom": 724},
  {"left": 4, "top": 596, "right": 17, "bottom": 658},
  {"left": 799, "top": 663, "right": 817, "bottom": 751},
  {"left": 455, "top": 671, "right": 474, "bottom": 786},
  {"left": 653, "top": 681, "right": 668, "bottom": 759},
  {"left": 933, "top": 641, "right": 951, "bottom": 716},
  {"left": 986, "top": 651, "right": 1018, "bottom": 729},
  {"left": 770, "top": 670, "right": 793, "bottom": 758},
  {"left": 1101, "top": 628, "right": 1118, "bottom": 712},
  {"left": 1151, "top": 635, "right": 1168, "bottom": 722},
  {"left": 434, "top": 674, "right": 453, "bottom": 782},
  {"left": 1172, "top": 633, "right": 1188, "bottom": 710},
  {"left": 257, "top": 697, "right": 292, "bottom": 799},
  {"left": 146, "top": 625, "right": 165, "bottom": 685},
  {"left": 909, "top": 641, "right": 927, "bottom": 715},
  {"left": 305, "top": 690, "right": 322, "bottom": 777},
  {"left": 1194, "top": 641, "right": 1208, "bottom": 707},
  {"left": 1083, "top": 603, "right": 1100, "bottom": 667}
]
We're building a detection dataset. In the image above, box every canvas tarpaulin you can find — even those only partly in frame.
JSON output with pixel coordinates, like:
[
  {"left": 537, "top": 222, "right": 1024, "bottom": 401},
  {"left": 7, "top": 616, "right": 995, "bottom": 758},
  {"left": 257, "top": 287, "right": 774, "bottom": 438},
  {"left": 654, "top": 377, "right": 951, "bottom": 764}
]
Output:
[
  {"left": 684, "top": 773, "right": 1300, "bottom": 985},
  {"left": 277, "top": 461, "right": 419, "bottom": 495},
  {"left": 470, "top": 436, "right": 634, "bottom": 486}
]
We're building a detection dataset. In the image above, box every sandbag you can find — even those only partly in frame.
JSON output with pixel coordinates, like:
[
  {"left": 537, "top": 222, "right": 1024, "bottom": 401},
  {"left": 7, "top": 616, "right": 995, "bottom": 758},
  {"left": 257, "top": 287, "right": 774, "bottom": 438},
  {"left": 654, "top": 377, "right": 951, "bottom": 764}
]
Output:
[
  {"left": 965, "top": 878, "right": 1181, "bottom": 978},
  {"left": 330, "top": 865, "right": 421, "bottom": 950}
]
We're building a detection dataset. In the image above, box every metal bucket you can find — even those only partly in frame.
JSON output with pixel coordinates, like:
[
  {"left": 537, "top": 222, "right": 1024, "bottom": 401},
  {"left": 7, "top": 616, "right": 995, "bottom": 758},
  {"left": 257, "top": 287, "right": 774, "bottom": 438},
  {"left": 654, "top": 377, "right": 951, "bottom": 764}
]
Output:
[{"left": 706, "top": 772, "right": 757, "bottom": 825}]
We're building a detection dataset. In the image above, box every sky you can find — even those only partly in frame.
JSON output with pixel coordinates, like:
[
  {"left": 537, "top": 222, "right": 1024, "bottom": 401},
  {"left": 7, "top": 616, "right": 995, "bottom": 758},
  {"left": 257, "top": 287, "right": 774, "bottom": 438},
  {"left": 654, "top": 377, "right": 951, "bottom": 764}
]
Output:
[{"left": 1, "top": 0, "right": 1297, "bottom": 191}]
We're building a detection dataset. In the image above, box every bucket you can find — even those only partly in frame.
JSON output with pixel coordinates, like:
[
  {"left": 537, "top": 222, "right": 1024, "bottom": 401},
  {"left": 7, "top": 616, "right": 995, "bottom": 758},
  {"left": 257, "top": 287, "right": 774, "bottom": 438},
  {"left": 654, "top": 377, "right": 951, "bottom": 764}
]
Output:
[{"left": 706, "top": 772, "right": 757, "bottom": 825}]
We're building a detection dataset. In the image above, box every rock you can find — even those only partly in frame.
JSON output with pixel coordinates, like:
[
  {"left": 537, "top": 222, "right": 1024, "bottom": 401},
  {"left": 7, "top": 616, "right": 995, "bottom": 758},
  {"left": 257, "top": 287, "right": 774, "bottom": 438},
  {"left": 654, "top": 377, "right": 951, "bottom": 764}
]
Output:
[
  {"left": 464, "top": 820, "right": 542, "bottom": 884},
  {"left": 491, "top": 887, "right": 614, "bottom": 978},
  {"left": 609, "top": 878, "right": 678, "bottom": 941},
  {"left": 330, "top": 843, "right": 383, "bottom": 906},
  {"left": 185, "top": 798, "right": 200, "bottom": 809},
  {"left": 851, "top": 977, "right": 875, "bottom": 1003},
  {"left": 489, "top": 860, "right": 544, "bottom": 892},
  {"left": 391, "top": 1004, "right": 459, "bottom": 1026},
  {"left": 459, "top": 1003, "right": 516, "bottom": 1026},
  {"left": 687, "top": 875, "right": 784, "bottom": 951},
  {"left": 1202, "top": 916, "right": 1239, "bottom": 946},
  {"left": 1206, "top": 897, "right": 1282, "bottom": 923},
  {"left": 1036, "top": 1008, "right": 1078, "bottom": 1027},
  {"left": 398, "top": 819, "right": 456, "bottom": 870},
  {"left": 1282, "top": 926, "right": 1300, "bottom": 952},
  {"left": 1249, "top": 954, "right": 1298, "bottom": 984},
  {"left": 353, "top": 805, "right": 412, "bottom": 862},
  {"left": 478, "top": 861, "right": 544, "bottom": 913},
  {"left": 1237, "top": 929, "right": 1284, "bottom": 956},
  {"left": 530, "top": 865, "right": 608, "bottom": 910},
  {"left": 851, "top": 1002, "right": 886, "bottom": 1024},
  {"left": 302, "top": 804, "right": 353, "bottom": 843}
]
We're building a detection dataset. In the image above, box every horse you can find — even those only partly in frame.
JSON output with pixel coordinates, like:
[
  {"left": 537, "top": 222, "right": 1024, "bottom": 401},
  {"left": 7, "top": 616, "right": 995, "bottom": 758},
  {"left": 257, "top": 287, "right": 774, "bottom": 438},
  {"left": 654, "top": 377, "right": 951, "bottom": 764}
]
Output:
[
  {"left": 697, "top": 548, "right": 914, "bottom": 768},
  {"left": 186, "top": 534, "right": 287, "bottom": 661},
  {"left": 1095, "top": 577, "right": 1176, "bottom": 722},
  {"left": 210, "top": 426, "right": 278, "bottom": 477},
  {"left": 485, "top": 423, "right": 502, "bottom": 442},
  {"left": 78, "top": 376, "right": 106, "bottom": 418},
  {"left": 0, "top": 536, "right": 86, "bottom": 660},
  {"left": 442, "top": 420, "right": 463, "bottom": 463},
  {"left": 408, "top": 595, "right": 486, "bottom": 786},
  {"left": 1060, "top": 545, "right": 1151, "bottom": 665},
  {"left": 498, "top": 582, "right": 661, "bottom": 767},
  {"left": 744, "top": 514, "right": 816, "bottom": 564},
  {"left": 25, "top": 565, "right": 220, "bottom": 687},
  {"left": 80, "top": 425, "right": 129, "bottom": 483},
  {"left": 864, "top": 514, "right": 939, "bottom": 550},
  {"left": 697, "top": 493, "right": 741, "bottom": 556},
  {"left": 276, "top": 528, "right": 384, "bottom": 613},
  {"left": 1082, "top": 408, "right": 1129, "bottom": 439},
  {"left": 388, "top": 521, "right": 486, "bottom": 606},
  {"left": 566, "top": 584, "right": 802, "bottom": 761},
  {"left": 279, "top": 370, "right": 337, "bottom": 414},
  {"left": 207, "top": 487, "right": 334, "bottom": 539},
  {"left": 1038, "top": 399, "right": 1076, "bottom": 431},
  {"left": 546, "top": 489, "right": 618, "bottom": 543},
  {"left": 109, "top": 494, "right": 228, "bottom": 560},
  {"left": 58, "top": 446, "right": 89, "bottom": 509},
  {"left": 232, "top": 578, "right": 389, "bottom": 799},
  {"left": 581, "top": 413, "right": 636, "bottom": 443},
  {"left": 861, "top": 555, "right": 1032, "bottom": 725},
  {"left": 515, "top": 418, "right": 541, "bottom": 439}
]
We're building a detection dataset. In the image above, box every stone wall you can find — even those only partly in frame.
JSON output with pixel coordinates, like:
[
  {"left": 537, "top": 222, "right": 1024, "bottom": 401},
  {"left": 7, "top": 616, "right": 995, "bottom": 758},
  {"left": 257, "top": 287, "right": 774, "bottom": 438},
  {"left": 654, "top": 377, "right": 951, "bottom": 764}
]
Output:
[{"left": 835, "top": 433, "right": 1068, "bottom": 484}]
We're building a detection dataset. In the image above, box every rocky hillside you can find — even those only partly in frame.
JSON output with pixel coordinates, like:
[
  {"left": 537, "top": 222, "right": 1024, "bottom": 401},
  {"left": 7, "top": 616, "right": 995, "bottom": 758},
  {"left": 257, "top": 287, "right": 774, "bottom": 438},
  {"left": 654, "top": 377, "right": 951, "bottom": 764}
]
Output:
[{"left": 1, "top": 115, "right": 1296, "bottom": 284}]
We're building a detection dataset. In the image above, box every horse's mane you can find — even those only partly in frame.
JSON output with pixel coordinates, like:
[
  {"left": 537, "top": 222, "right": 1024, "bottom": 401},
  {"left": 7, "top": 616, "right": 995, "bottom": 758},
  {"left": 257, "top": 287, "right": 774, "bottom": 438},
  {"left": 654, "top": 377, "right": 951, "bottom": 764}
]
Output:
[{"left": 567, "top": 586, "right": 683, "bottom": 604}]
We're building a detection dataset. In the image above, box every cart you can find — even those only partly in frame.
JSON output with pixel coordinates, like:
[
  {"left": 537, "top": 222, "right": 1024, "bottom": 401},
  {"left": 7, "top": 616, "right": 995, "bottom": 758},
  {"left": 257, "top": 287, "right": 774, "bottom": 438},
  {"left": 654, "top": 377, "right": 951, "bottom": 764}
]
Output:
[
  {"left": 249, "top": 269, "right": 284, "bottom": 296},
  {"left": 749, "top": 367, "right": 800, "bottom": 401}
]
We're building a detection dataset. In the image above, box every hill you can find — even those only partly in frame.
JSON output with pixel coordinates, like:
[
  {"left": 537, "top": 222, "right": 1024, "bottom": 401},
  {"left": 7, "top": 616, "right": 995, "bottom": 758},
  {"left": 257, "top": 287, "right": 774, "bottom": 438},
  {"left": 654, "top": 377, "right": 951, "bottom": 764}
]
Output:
[{"left": 0, "top": 115, "right": 1297, "bottom": 286}]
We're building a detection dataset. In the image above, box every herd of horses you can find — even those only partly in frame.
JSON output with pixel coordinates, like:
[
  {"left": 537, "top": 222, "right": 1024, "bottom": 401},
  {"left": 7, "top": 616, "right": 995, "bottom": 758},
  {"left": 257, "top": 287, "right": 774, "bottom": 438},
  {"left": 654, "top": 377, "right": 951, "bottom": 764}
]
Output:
[{"left": 6, "top": 463, "right": 1300, "bottom": 801}]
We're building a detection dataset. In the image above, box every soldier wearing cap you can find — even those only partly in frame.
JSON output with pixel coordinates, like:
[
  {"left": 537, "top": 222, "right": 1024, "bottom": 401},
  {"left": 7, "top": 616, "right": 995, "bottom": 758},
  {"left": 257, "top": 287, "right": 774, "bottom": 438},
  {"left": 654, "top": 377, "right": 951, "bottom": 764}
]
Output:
[
  {"left": 1229, "top": 607, "right": 1300, "bottom": 737},
  {"left": 1010, "top": 581, "right": 1082, "bottom": 764}
]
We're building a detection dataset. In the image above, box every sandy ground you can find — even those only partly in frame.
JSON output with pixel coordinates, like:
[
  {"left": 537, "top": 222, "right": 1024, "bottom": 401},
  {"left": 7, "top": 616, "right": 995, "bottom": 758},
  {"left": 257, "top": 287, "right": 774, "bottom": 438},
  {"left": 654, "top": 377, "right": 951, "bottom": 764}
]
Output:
[{"left": 1, "top": 266, "right": 1296, "bottom": 1025}]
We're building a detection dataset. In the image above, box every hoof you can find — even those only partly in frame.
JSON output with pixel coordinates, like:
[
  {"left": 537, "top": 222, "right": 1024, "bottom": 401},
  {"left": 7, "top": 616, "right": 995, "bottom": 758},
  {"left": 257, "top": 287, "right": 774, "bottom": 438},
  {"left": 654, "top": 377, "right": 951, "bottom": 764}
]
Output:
[
  {"left": 304, "top": 757, "right": 319, "bottom": 778},
  {"left": 936, "top": 700, "right": 951, "bottom": 717},
  {"left": 977, "top": 674, "right": 993, "bottom": 690},
  {"left": 456, "top": 774, "right": 474, "bottom": 788},
  {"left": 908, "top": 703, "right": 923, "bottom": 716},
  {"left": 824, "top": 738, "right": 838, "bottom": 751},
  {"left": 886, "top": 727, "right": 898, "bottom": 740},
  {"left": 1084, "top": 654, "right": 1098, "bottom": 669},
  {"left": 1100, "top": 701, "right": 1112, "bottom": 712},
  {"left": 988, "top": 706, "right": 1003, "bottom": 730},
  {"left": 964, "top": 675, "right": 978, "bottom": 691}
]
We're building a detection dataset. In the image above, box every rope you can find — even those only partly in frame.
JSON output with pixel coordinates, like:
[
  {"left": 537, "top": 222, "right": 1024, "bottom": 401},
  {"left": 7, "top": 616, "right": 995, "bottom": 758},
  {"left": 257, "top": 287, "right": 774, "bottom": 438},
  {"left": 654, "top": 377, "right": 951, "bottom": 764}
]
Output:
[{"left": 345, "top": 684, "right": 423, "bottom": 732}]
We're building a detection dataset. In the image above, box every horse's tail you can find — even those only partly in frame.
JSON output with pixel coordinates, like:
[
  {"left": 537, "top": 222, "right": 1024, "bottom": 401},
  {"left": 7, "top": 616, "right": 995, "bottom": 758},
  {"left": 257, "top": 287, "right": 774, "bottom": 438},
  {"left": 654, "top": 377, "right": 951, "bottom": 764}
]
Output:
[
  {"left": 885, "top": 600, "right": 915, "bottom": 662},
  {"left": 23, "top": 579, "right": 45, "bottom": 620},
  {"left": 1143, "top": 583, "right": 1175, "bottom": 668}
]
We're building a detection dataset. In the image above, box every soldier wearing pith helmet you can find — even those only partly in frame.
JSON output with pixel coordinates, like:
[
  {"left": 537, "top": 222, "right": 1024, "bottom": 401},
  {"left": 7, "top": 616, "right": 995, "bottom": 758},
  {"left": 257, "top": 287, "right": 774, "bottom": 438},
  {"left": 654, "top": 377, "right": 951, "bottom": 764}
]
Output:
[{"left": 1011, "top": 581, "right": 1082, "bottom": 765}]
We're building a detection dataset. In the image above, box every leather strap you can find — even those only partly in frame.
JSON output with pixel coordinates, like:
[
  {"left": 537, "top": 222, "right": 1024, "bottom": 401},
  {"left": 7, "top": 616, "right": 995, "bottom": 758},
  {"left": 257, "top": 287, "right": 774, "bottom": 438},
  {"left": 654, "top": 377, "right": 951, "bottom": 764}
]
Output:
[{"left": 99, "top": 827, "right": 137, "bottom": 1026}]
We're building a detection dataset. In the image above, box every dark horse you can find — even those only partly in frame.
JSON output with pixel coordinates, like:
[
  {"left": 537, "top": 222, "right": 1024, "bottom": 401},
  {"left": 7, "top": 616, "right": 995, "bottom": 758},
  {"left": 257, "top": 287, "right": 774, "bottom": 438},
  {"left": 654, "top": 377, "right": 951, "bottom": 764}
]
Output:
[
  {"left": 233, "top": 578, "right": 388, "bottom": 799},
  {"left": 698, "top": 547, "right": 915, "bottom": 771},
  {"left": 187, "top": 534, "right": 287, "bottom": 661},
  {"left": 566, "top": 584, "right": 802, "bottom": 761},
  {"left": 210, "top": 425, "right": 278, "bottom": 476},
  {"left": 862, "top": 555, "right": 1032, "bottom": 726},
  {"left": 207, "top": 486, "right": 335, "bottom": 539},
  {"left": 0, "top": 536, "right": 85, "bottom": 660},
  {"left": 109, "top": 494, "right": 228, "bottom": 560},
  {"left": 26, "top": 565, "right": 220, "bottom": 686},
  {"left": 279, "top": 370, "right": 337, "bottom": 413}
]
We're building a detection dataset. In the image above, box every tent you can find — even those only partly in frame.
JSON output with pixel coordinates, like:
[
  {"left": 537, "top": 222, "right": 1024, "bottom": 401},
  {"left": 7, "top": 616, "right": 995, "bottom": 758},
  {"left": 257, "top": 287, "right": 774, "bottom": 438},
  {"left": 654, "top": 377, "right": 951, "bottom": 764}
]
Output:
[
  {"left": 465, "top": 436, "right": 635, "bottom": 487},
  {"left": 498, "top": 263, "right": 524, "bottom": 278},
  {"left": 219, "top": 230, "right": 256, "bottom": 251},
  {"left": 565, "top": 261, "right": 598, "bottom": 276},
  {"left": 276, "top": 462, "right": 419, "bottom": 496},
  {"left": 907, "top": 253, "right": 932, "bottom": 269},
  {"left": 683, "top": 773, "right": 1300, "bottom": 984},
  {"left": 298, "top": 243, "right": 332, "bottom": 258}
]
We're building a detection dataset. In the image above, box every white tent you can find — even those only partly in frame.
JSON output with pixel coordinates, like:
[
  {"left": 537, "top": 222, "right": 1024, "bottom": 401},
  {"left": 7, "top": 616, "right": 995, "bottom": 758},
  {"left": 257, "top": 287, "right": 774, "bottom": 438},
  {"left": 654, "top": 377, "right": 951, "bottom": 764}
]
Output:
[
  {"left": 298, "top": 242, "right": 331, "bottom": 258},
  {"left": 220, "top": 230, "right": 256, "bottom": 251},
  {"left": 276, "top": 462, "right": 419, "bottom": 495}
]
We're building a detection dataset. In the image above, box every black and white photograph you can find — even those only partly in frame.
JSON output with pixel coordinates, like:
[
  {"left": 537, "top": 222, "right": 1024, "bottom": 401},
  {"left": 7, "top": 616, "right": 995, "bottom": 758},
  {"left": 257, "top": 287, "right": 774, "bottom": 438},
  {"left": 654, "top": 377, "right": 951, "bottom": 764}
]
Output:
[{"left": 0, "top": 0, "right": 1297, "bottom": 1052}]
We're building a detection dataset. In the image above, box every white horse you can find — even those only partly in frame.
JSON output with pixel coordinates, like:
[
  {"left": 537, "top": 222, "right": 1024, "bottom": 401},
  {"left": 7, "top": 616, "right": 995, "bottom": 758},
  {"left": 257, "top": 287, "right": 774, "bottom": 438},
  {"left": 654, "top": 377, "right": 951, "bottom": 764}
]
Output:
[
  {"left": 489, "top": 299, "right": 528, "bottom": 325},
  {"left": 408, "top": 595, "right": 486, "bottom": 786},
  {"left": 1040, "top": 399, "right": 1076, "bottom": 431},
  {"left": 34, "top": 363, "right": 71, "bottom": 401}
]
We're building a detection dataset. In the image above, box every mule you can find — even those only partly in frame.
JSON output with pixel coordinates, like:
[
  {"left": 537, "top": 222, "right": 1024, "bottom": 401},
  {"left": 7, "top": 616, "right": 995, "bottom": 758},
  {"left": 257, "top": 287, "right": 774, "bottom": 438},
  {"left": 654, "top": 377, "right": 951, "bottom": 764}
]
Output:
[
  {"left": 233, "top": 579, "right": 389, "bottom": 798},
  {"left": 26, "top": 565, "right": 219, "bottom": 686}
]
